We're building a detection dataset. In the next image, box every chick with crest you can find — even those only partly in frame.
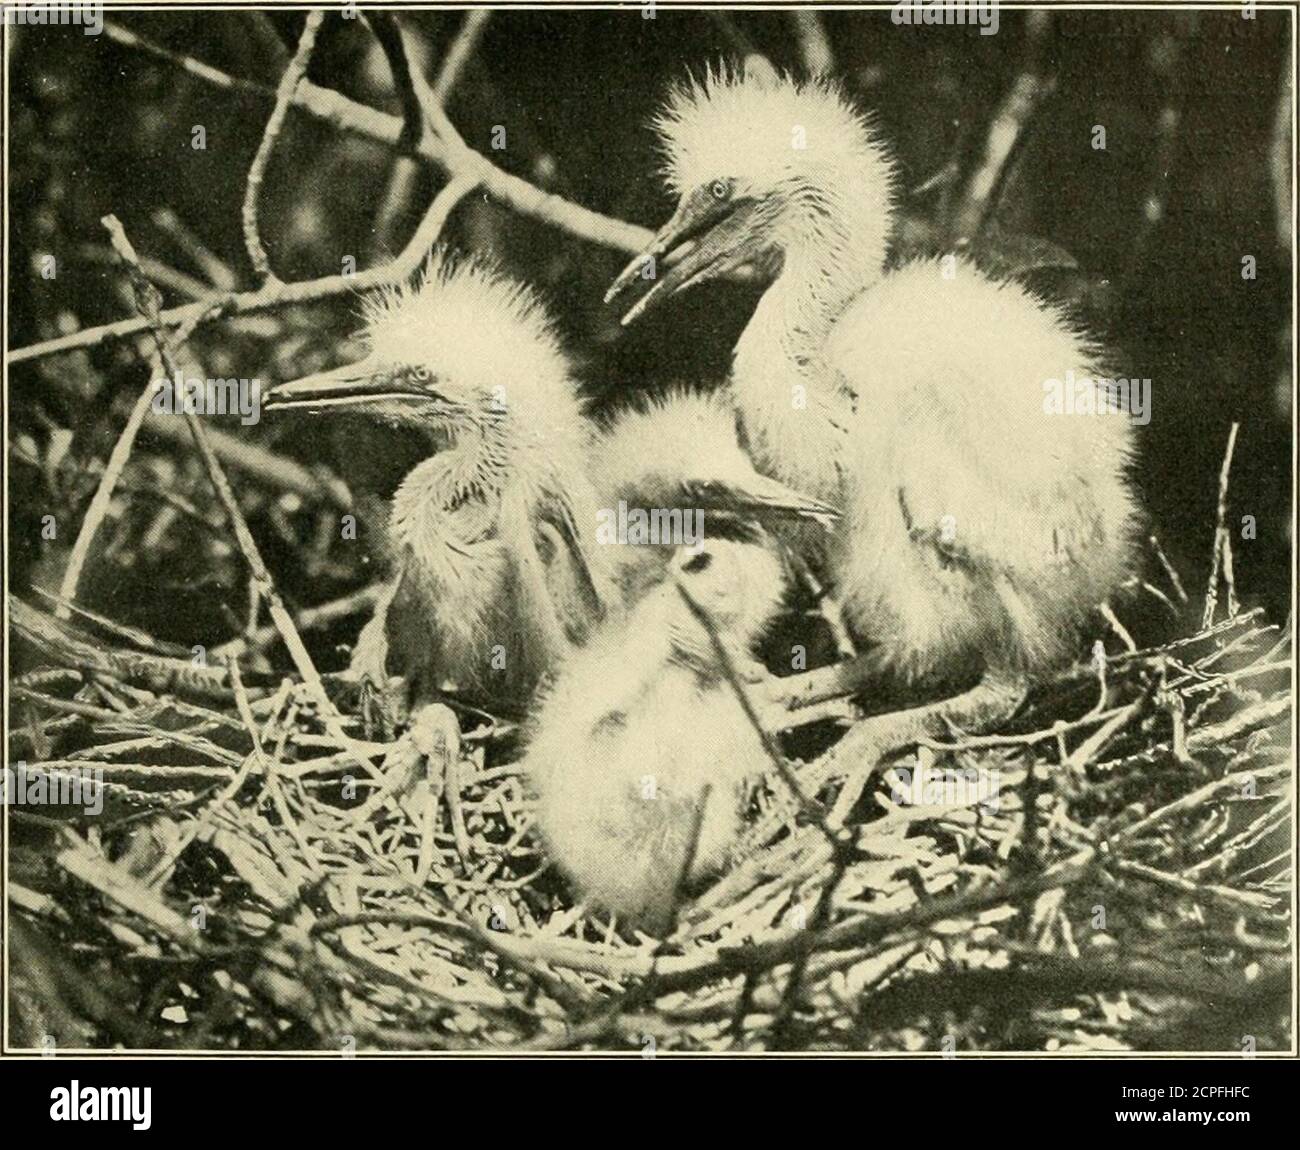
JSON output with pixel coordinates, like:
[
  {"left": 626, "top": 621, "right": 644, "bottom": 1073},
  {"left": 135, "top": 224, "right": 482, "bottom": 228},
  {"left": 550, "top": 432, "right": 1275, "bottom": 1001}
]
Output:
[
  {"left": 607, "top": 64, "right": 1140, "bottom": 802},
  {"left": 266, "top": 251, "right": 615, "bottom": 706},
  {"left": 588, "top": 388, "right": 837, "bottom": 609}
]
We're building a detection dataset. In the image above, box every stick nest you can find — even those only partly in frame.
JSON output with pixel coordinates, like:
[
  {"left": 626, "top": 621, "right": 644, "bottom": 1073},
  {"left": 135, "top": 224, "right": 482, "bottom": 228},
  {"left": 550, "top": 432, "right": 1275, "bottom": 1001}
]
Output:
[{"left": 8, "top": 589, "right": 1292, "bottom": 1053}]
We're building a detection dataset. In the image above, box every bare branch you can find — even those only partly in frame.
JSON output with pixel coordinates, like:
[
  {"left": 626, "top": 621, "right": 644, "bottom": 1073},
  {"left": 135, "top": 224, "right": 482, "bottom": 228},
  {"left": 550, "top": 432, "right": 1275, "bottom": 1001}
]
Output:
[
  {"left": 951, "top": 10, "right": 1054, "bottom": 241},
  {"left": 12, "top": 22, "right": 653, "bottom": 366},
  {"left": 790, "top": 11, "right": 833, "bottom": 78},
  {"left": 1201, "top": 421, "right": 1241, "bottom": 629},
  {"left": 433, "top": 9, "right": 492, "bottom": 103},
  {"left": 99, "top": 213, "right": 386, "bottom": 785},
  {"left": 242, "top": 10, "right": 326, "bottom": 283}
]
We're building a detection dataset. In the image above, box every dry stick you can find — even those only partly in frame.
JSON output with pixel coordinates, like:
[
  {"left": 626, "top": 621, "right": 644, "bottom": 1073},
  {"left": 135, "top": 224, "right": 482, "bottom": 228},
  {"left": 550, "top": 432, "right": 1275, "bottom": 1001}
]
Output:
[
  {"left": 367, "top": 10, "right": 438, "bottom": 252},
  {"left": 1201, "top": 421, "right": 1241, "bottom": 630},
  {"left": 433, "top": 9, "right": 491, "bottom": 103},
  {"left": 379, "top": 10, "right": 491, "bottom": 254},
  {"left": 950, "top": 9, "right": 1053, "bottom": 241},
  {"left": 144, "top": 417, "right": 350, "bottom": 507},
  {"left": 672, "top": 580, "right": 853, "bottom": 1049},
  {"left": 54, "top": 382, "right": 160, "bottom": 621},
  {"left": 1115, "top": 754, "right": 1289, "bottom": 848},
  {"left": 242, "top": 10, "right": 325, "bottom": 283},
  {"left": 790, "top": 10, "right": 833, "bottom": 77},
  {"left": 1099, "top": 601, "right": 1138, "bottom": 654},
  {"left": 365, "top": 11, "right": 425, "bottom": 151},
  {"left": 55, "top": 297, "right": 229, "bottom": 622},
  {"left": 76, "top": 242, "right": 215, "bottom": 302},
  {"left": 141, "top": 686, "right": 294, "bottom": 891},
  {"left": 152, "top": 207, "right": 239, "bottom": 291},
  {"left": 211, "top": 585, "right": 381, "bottom": 661},
  {"left": 1149, "top": 533, "right": 1190, "bottom": 605},
  {"left": 100, "top": 215, "right": 387, "bottom": 788}
]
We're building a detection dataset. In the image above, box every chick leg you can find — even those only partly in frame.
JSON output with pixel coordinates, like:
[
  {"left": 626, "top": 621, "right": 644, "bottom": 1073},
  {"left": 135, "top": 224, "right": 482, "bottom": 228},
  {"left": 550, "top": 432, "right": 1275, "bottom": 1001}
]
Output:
[
  {"left": 341, "top": 577, "right": 406, "bottom": 738},
  {"left": 785, "top": 550, "right": 858, "bottom": 659},
  {"left": 743, "top": 673, "right": 1025, "bottom": 850},
  {"left": 822, "top": 673, "right": 1026, "bottom": 827}
]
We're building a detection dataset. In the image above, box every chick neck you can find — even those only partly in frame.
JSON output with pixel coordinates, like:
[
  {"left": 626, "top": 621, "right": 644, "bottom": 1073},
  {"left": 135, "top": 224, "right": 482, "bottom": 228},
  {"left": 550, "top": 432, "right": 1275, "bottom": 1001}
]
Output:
[{"left": 730, "top": 163, "right": 892, "bottom": 501}]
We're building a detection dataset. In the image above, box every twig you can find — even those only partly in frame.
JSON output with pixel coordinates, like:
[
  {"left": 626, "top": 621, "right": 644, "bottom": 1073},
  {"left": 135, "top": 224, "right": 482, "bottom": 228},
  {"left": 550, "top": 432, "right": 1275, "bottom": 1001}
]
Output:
[
  {"left": 242, "top": 10, "right": 325, "bottom": 282},
  {"left": 364, "top": 11, "right": 425, "bottom": 153},
  {"left": 152, "top": 207, "right": 238, "bottom": 290},
  {"left": 1149, "top": 533, "right": 1190, "bottom": 605},
  {"left": 433, "top": 9, "right": 491, "bottom": 103},
  {"left": 1201, "top": 422, "right": 1241, "bottom": 630},
  {"left": 1099, "top": 601, "right": 1137, "bottom": 654},
  {"left": 950, "top": 10, "right": 1054, "bottom": 241},
  {"left": 211, "top": 585, "right": 381, "bottom": 660},
  {"left": 55, "top": 294, "right": 230, "bottom": 621},
  {"left": 100, "top": 215, "right": 385, "bottom": 787},
  {"left": 143, "top": 418, "right": 351, "bottom": 508},
  {"left": 1115, "top": 755, "right": 1290, "bottom": 845},
  {"left": 54, "top": 380, "right": 159, "bottom": 621},
  {"left": 790, "top": 11, "right": 833, "bottom": 78}
]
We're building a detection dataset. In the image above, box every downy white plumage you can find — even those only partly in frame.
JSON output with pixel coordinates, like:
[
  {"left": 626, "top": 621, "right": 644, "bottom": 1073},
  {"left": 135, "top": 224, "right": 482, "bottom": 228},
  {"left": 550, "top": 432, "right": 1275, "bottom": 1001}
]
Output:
[
  {"left": 609, "top": 63, "right": 1138, "bottom": 689},
  {"left": 266, "top": 251, "right": 615, "bottom": 702},
  {"left": 526, "top": 536, "right": 787, "bottom": 934},
  {"left": 588, "top": 388, "right": 836, "bottom": 606}
]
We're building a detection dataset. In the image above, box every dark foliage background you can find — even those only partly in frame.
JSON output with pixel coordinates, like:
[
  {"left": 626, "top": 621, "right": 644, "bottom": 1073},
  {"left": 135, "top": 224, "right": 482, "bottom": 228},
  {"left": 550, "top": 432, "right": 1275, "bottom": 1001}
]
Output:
[{"left": 6, "top": 5, "right": 1294, "bottom": 666}]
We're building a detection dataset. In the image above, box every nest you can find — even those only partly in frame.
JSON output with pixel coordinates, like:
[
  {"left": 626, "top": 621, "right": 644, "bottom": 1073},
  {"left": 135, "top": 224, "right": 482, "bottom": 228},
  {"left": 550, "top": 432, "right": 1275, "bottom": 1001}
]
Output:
[
  {"left": 7, "top": 585, "right": 1292, "bottom": 1053},
  {"left": 5, "top": 9, "right": 1292, "bottom": 1055}
]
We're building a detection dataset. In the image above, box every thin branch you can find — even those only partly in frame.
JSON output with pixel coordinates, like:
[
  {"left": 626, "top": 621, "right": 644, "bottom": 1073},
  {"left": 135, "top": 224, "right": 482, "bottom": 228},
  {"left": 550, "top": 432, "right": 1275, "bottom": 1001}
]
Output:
[
  {"left": 433, "top": 9, "right": 492, "bottom": 104},
  {"left": 790, "top": 11, "right": 833, "bottom": 78},
  {"left": 54, "top": 381, "right": 159, "bottom": 621},
  {"left": 100, "top": 214, "right": 387, "bottom": 786},
  {"left": 14, "top": 23, "right": 652, "bottom": 366},
  {"left": 1149, "top": 533, "right": 1190, "bottom": 605},
  {"left": 1201, "top": 421, "right": 1241, "bottom": 630},
  {"left": 950, "top": 10, "right": 1054, "bottom": 241},
  {"left": 242, "top": 10, "right": 325, "bottom": 283},
  {"left": 55, "top": 295, "right": 230, "bottom": 621},
  {"left": 364, "top": 11, "right": 425, "bottom": 152}
]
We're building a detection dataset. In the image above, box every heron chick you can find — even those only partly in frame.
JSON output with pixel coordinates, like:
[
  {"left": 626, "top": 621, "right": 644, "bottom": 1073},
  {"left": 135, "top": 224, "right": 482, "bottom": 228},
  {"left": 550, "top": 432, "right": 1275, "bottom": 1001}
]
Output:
[
  {"left": 266, "top": 251, "right": 614, "bottom": 704},
  {"left": 588, "top": 388, "right": 837, "bottom": 608},
  {"left": 609, "top": 64, "right": 1139, "bottom": 702},
  {"left": 527, "top": 536, "right": 787, "bottom": 935}
]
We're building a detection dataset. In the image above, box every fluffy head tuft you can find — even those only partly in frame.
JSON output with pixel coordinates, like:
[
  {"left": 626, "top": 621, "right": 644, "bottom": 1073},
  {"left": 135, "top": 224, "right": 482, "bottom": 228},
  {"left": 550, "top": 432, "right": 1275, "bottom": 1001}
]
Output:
[
  {"left": 358, "top": 249, "right": 572, "bottom": 407},
  {"left": 653, "top": 62, "right": 895, "bottom": 203},
  {"left": 592, "top": 388, "right": 746, "bottom": 506}
]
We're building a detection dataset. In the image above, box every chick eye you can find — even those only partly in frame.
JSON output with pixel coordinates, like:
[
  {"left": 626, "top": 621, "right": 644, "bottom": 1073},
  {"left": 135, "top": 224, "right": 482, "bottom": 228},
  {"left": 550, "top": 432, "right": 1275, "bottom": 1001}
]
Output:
[
  {"left": 411, "top": 366, "right": 430, "bottom": 382},
  {"left": 710, "top": 179, "right": 731, "bottom": 201},
  {"left": 681, "top": 550, "right": 712, "bottom": 574}
]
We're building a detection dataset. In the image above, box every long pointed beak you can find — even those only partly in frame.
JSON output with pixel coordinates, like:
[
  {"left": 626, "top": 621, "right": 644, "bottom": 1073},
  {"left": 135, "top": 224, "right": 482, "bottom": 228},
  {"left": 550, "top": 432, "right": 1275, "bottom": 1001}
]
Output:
[
  {"left": 685, "top": 475, "right": 840, "bottom": 530},
  {"left": 263, "top": 355, "right": 440, "bottom": 413},
  {"left": 605, "top": 194, "right": 766, "bottom": 326}
]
